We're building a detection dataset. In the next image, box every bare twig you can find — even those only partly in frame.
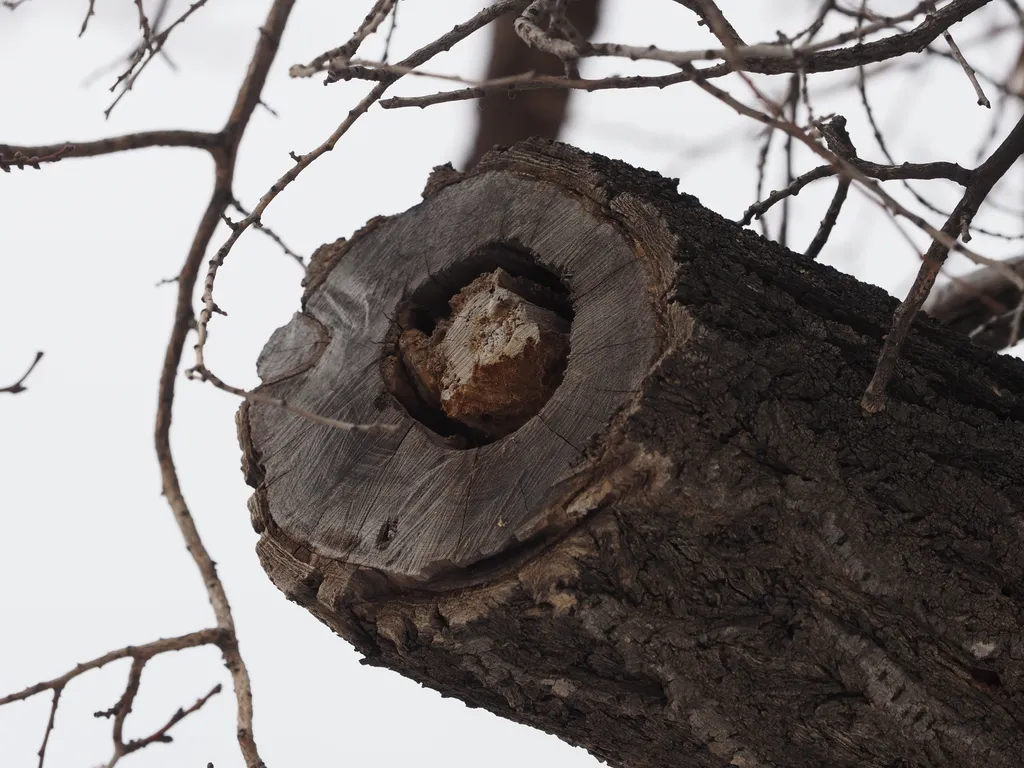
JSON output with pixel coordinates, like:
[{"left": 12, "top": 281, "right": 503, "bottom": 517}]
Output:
[
  {"left": 692, "top": 67, "right": 1022, "bottom": 278},
  {"left": 0, "top": 351, "right": 43, "bottom": 394},
  {"left": 115, "top": 683, "right": 222, "bottom": 764},
  {"left": 380, "top": 69, "right": 697, "bottom": 108},
  {"left": 36, "top": 688, "right": 60, "bottom": 768},
  {"left": 511, "top": 0, "right": 990, "bottom": 74},
  {"left": 188, "top": 0, "right": 532, "bottom": 394},
  {"left": 289, "top": 0, "right": 397, "bottom": 79},
  {"left": 188, "top": 364, "right": 400, "bottom": 433},
  {"left": 0, "top": 145, "right": 71, "bottom": 172},
  {"left": 133, "top": 0, "right": 155, "bottom": 51},
  {"left": 105, "top": 0, "right": 213, "bottom": 117},
  {"left": 382, "top": 0, "right": 991, "bottom": 111},
  {"left": 672, "top": 0, "right": 745, "bottom": 47},
  {"left": 0, "top": 132, "right": 219, "bottom": 165},
  {"left": 740, "top": 156, "right": 973, "bottom": 225},
  {"left": 1, "top": 628, "right": 225, "bottom": 768},
  {"left": 79, "top": 0, "right": 177, "bottom": 89},
  {"left": 382, "top": 0, "right": 400, "bottom": 61},
  {"left": 780, "top": 75, "right": 801, "bottom": 247},
  {"left": 104, "top": 675, "right": 222, "bottom": 768},
  {"left": 804, "top": 179, "right": 851, "bottom": 259},
  {"left": 862, "top": 112, "right": 1024, "bottom": 411},
  {"left": 943, "top": 28, "right": 991, "bottom": 106},
  {"left": 230, "top": 196, "right": 305, "bottom": 266},
  {"left": 79, "top": 0, "right": 97, "bottom": 36},
  {"left": 153, "top": 2, "right": 297, "bottom": 764},
  {"left": 0, "top": 629, "right": 224, "bottom": 707}
]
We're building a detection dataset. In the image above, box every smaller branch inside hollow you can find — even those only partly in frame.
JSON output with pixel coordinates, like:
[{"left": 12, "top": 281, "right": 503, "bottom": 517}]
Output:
[{"left": 397, "top": 269, "right": 570, "bottom": 441}]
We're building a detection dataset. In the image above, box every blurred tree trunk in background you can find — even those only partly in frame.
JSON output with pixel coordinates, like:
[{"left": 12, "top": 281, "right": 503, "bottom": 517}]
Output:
[{"left": 466, "top": 0, "right": 602, "bottom": 167}]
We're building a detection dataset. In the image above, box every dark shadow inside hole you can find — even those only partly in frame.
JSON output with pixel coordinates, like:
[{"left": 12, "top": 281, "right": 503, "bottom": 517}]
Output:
[
  {"left": 967, "top": 666, "right": 1001, "bottom": 688},
  {"left": 406, "top": 242, "right": 572, "bottom": 333},
  {"left": 383, "top": 241, "right": 573, "bottom": 449}
]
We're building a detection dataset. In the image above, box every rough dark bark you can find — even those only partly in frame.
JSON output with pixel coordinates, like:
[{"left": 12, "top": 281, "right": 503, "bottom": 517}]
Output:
[{"left": 239, "top": 140, "right": 1024, "bottom": 768}]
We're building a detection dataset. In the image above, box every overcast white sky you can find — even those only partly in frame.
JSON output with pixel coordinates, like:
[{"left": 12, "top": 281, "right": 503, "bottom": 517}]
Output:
[{"left": 2, "top": 2, "right": 1022, "bottom": 766}]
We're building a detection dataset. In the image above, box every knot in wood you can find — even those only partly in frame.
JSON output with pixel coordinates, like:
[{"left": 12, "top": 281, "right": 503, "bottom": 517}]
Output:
[{"left": 398, "top": 269, "right": 569, "bottom": 439}]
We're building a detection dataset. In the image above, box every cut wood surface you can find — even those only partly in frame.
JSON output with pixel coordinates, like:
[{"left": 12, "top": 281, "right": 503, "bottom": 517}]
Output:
[{"left": 239, "top": 140, "right": 1024, "bottom": 768}]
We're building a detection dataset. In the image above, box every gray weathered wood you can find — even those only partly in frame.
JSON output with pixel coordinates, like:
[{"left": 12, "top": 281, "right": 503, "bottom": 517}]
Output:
[
  {"left": 240, "top": 140, "right": 1024, "bottom": 768},
  {"left": 243, "top": 161, "right": 665, "bottom": 583}
]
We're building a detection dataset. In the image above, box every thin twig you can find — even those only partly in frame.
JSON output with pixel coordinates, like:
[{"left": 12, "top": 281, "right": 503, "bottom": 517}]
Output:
[
  {"left": 0, "top": 132, "right": 220, "bottom": 166},
  {"left": 682, "top": 66, "right": 1023, "bottom": 297},
  {"left": 289, "top": 0, "right": 397, "bottom": 78},
  {"left": 79, "top": 0, "right": 97, "bottom": 36},
  {"left": 0, "top": 145, "right": 72, "bottom": 172},
  {"left": 943, "top": 29, "right": 991, "bottom": 106},
  {"left": 804, "top": 179, "right": 851, "bottom": 259},
  {"left": 105, "top": 681, "right": 223, "bottom": 767},
  {"left": 780, "top": 75, "right": 801, "bottom": 247},
  {"left": 188, "top": 0, "right": 532, "bottom": 397},
  {"left": 36, "top": 688, "right": 60, "bottom": 768},
  {"left": 0, "top": 351, "right": 43, "bottom": 394},
  {"left": 740, "top": 157, "right": 973, "bottom": 225},
  {"left": 119, "top": 683, "right": 221, "bottom": 760},
  {"left": 672, "top": 0, "right": 745, "bottom": 47},
  {"left": 230, "top": 196, "right": 305, "bottom": 266},
  {"left": 517, "top": 0, "right": 989, "bottom": 74},
  {"left": 152, "top": 2, "right": 298, "bottom": 765},
  {"left": 0, "top": 629, "right": 224, "bottom": 706},
  {"left": 188, "top": 364, "right": 399, "bottom": 433},
  {"left": 133, "top": 0, "right": 155, "bottom": 51},
  {"left": 862, "top": 112, "right": 1024, "bottom": 411},
  {"left": 105, "top": 0, "right": 213, "bottom": 117},
  {"left": 382, "top": 0, "right": 400, "bottom": 61}
]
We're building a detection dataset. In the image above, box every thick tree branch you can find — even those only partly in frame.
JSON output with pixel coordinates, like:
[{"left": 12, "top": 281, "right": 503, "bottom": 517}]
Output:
[{"left": 7, "top": 1, "right": 1024, "bottom": 765}]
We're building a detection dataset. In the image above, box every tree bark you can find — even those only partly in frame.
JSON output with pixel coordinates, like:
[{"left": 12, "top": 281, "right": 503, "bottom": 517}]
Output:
[{"left": 238, "top": 139, "right": 1024, "bottom": 768}]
